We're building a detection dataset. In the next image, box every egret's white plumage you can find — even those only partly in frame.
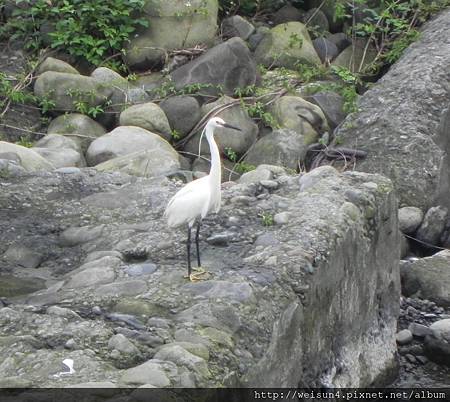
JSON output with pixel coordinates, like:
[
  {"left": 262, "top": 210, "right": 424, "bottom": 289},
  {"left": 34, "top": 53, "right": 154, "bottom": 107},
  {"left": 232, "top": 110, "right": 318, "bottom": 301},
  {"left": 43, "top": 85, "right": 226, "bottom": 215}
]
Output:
[
  {"left": 164, "top": 117, "right": 241, "bottom": 279},
  {"left": 164, "top": 117, "right": 224, "bottom": 228}
]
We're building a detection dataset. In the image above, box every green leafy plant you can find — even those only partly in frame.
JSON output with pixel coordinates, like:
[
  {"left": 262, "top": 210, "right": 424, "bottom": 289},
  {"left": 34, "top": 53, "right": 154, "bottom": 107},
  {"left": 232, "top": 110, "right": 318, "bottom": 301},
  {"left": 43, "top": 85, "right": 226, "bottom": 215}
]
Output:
[
  {"left": 234, "top": 161, "right": 256, "bottom": 174},
  {"left": 1, "top": 0, "right": 148, "bottom": 69},
  {"left": 37, "top": 94, "right": 56, "bottom": 114},
  {"left": 260, "top": 211, "right": 274, "bottom": 226},
  {"left": 288, "top": 33, "right": 303, "bottom": 49},
  {"left": 224, "top": 147, "right": 238, "bottom": 162},
  {"left": 15, "top": 136, "right": 34, "bottom": 148},
  {"left": 295, "top": 63, "right": 328, "bottom": 83},
  {"left": 171, "top": 129, "right": 181, "bottom": 141},
  {"left": 247, "top": 101, "right": 278, "bottom": 127},
  {"left": 335, "top": 0, "right": 450, "bottom": 71}
]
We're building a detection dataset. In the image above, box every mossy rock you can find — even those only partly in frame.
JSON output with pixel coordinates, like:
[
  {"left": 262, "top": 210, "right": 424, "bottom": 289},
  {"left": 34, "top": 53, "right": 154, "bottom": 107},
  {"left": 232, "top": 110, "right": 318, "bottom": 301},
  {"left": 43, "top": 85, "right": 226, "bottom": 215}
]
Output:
[
  {"left": 0, "top": 275, "right": 46, "bottom": 297},
  {"left": 113, "top": 299, "right": 167, "bottom": 318},
  {"left": 254, "top": 22, "right": 321, "bottom": 69}
]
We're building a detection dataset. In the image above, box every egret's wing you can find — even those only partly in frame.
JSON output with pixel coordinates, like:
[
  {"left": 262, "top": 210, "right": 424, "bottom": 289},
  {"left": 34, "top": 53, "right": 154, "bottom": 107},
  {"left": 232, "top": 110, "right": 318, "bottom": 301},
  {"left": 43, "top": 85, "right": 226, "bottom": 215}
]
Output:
[
  {"left": 165, "top": 176, "right": 209, "bottom": 212},
  {"left": 164, "top": 177, "right": 211, "bottom": 227}
]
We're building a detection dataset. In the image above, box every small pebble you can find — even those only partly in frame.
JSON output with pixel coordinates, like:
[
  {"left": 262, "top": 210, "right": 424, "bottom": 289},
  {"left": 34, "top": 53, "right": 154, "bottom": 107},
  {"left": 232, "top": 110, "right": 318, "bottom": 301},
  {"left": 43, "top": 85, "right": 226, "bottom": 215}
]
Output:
[
  {"left": 206, "top": 232, "right": 233, "bottom": 246},
  {"left": 408, "top": 322, "right": 432, "bottom": 338},
  {"left": 260, "top": 180, "right": 278, "bottom": 190},
  {"left": 64, "top": 339, "right": 76, "bottom": 350},
  {"left": 405, "top": 354, "right": 417, "bottom": 364},
  {"left": 92, "top": 306, "right": 102, "bottom": 315},
  {"left": 396, "top": 329, "right": 413, "bottom": 345},
  {"left": 274, "top": 212, "right": 289, "bottom": 225},
  {"left": 416, "top": 355, "right": 428, "bottom": 365}
]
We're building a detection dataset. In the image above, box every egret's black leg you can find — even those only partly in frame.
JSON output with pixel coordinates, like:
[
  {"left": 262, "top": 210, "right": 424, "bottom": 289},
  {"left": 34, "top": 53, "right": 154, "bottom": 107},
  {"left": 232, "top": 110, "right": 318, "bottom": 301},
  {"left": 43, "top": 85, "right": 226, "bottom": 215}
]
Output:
[
  {"left": 195, "top": 221, "right": 201, "bottom": 267},
  {"left": 187, "top": 227, "right": 192, "bottom": 277}
]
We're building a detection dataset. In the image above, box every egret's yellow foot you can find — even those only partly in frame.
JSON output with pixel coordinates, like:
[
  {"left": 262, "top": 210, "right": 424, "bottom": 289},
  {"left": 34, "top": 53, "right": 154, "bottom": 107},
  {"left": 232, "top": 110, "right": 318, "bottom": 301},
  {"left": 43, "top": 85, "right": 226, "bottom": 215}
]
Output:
[{"left": 185, "top": 266, "right": 211, "bottom": 282}]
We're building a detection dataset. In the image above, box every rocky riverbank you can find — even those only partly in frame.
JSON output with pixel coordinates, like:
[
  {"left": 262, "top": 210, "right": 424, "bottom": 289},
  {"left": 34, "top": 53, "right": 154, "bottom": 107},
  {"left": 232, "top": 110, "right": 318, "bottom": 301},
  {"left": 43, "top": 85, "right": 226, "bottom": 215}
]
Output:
[{"left": 0, "top": 166, "right": 400, "bottom": 387}]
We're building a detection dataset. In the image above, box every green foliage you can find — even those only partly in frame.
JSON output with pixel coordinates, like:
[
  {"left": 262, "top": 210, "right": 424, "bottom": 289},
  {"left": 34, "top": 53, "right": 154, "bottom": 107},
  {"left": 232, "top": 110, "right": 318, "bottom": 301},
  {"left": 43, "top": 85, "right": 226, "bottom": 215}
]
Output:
[
  {"left": 330, "top": 66, "right": 358, "bottom": 85},
  {"left": 0, "top": 72, "right": 34, "bottom": 110},
  {"left": 249, "top": 102, "right": 278, "bottom": 127},
  {"left": 337, "top": 0, "right": 450, "bottom": 70},
  {"left": 15, "top": 136, "right": 34, "bottom": 148},
  {"left": 295, "top": 63, "right": 328, "bottom": 83},
  {"left": 384, "top": 29, "right": 421, "bottom": 63},
  {"left": 37, "top": 94, "right": 56, "bottom": 114},
  {"left": 288, "top": 33, "right": 303, "bottom": 49},
  {"left": 150, "top": 80, "right": 223, "bottom": 99},
  {"left": 1, "top": 0, "right": 148, "bottom": 69},
  {"left": 66, "top": 88, "right": 107, "bottom": 117},
  {"left": 171, "top": 129, "right": 181, "bottom": 141},
  {"left": 219, "top": 0, "right": 304, "bottom": 17},
  {"left": 224, "top": 147, "right": 238, "bottom": 162},
  {"left": 234, "top": 161, "right": 256, "bottom": 174},
  {"left": 260, "top": 211, "right": 274, "bottom": 226}
]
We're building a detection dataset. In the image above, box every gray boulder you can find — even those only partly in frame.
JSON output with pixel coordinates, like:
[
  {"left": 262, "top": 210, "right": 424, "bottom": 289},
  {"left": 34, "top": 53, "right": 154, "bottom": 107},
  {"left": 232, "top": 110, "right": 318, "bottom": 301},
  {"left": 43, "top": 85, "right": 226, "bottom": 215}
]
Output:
[
  {"left": 306, "top": 0, "right": 343, "bottom": 32},
  {"left": 34, "top": 71, "right": 112, "bottom": 112},
  {"left": 272, "top": 4, "right": 304, "bottom": 25},
  {"left": 32, "top": 147, "right": 86, "bottom": 168},
  {"left": 153, "top": 344, "right": 210, "bottom": 380},
  {"left": 396, "top": 329, "right": 413, "bottom": 345},
  {"left": 37, "top": 57, "right": 79, "bottom": 75},
  {"left": 303, "top": 91, "right": 346, "bottom": 130},
  {"left": 184, "top": 95, "right": 258, "bottom": 156},
  {"left": 124, "top": 0, "right": 218, "bottom": 69},
  {"left": 398, "top": 206, "right": 424, "bottom": 235},
  {"left": 335, "top": 9, "right": 450, "bottom": 210},
  {"left": 91, "top": 67, "right": 148, "bottom": 127},
  {"left": 47, "top": 113, "right": 107, "bottom": 151},
  {"left": 303, "top": 8, "right": 329, "bottom": 36},
  {"left": 119, "top": 103, "right": 172, "bottom": 141},
  {"left": 86, "top": 126, "right": 174, "bottom": 166},
  {"left": 108, "top": 334, "right": 140, "bottom": 355},
  {"left": 424, "top": 319, "right": 450, "bottom": 367},
  {"left": 238, "top": 166, "right": 274, "bottom": 184},
  {"left": 312, "top": 37, "right": 339, "bottom": 63},
  {"left": 248, "top": 26, "right": 270, "bottom": 51},
  {"left": 171, "top": 37, "right": 257, "bottom": 97},
  {"left": 416, "top": 206, "right": 447, "bottom": 246},
  {"left": 254, "top": 22, "right": 321, "bottom": 69},
  {"left": 326, "top": 32, "right": 351, "bottom": 51},
  {"left": 159, "top": 96, "right": 201, "bottom": 138},
  {"left": 221, "top": 15, "right": 255, "bottom": 40},
  {"left": 331, "top": 38, "right": 377, "bottom": 73},
  {"left": 64, "top": 256, "right": 120, "bottom": 289},
  {"left": 244, "top": 129, "right": 308, "bottom": 170},
  {"left": 400, "top": 250, "right": 450, "bottom": 307},
  {"left": 34, "top": 133, "right": 81, "bottom": 152},
  {"left": 119, "top": 360, "right": 172, "bottom": 387},
  {"left": 2, "top": 244, "right": 44, "bottom": 269},
  {"left": 270, "top": 96, "right": 329, "bottom": 144},
  {"left": 95, "top": 147, "right": 180, "bottom": 178},
  {"left": 33, "top": 134, "right": 86, "bottom": 168},
  {"left": 0, "top": 142, "right": 54, "bottom": 172}
]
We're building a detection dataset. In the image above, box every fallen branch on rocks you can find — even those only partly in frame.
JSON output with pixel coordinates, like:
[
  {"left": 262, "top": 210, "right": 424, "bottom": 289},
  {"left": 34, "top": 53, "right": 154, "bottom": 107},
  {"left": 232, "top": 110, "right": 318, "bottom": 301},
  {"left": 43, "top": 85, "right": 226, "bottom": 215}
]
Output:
[{"left": 308, "top": 142, "right": 368, "bottom": 170}]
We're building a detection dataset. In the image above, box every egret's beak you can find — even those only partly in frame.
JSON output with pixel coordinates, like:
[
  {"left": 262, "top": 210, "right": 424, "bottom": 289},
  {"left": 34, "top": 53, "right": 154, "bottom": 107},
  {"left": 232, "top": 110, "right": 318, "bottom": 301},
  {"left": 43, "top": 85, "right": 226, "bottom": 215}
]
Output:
[{"left": 222, "top": 123, "right": 241, "bottom": 131}]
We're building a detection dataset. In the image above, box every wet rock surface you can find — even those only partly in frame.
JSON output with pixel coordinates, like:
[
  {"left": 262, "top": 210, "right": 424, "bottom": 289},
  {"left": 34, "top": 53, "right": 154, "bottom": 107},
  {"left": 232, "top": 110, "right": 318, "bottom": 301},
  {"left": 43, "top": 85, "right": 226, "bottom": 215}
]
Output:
[{"left": 0, "top": 167, "right": 399, "bottom": 387}]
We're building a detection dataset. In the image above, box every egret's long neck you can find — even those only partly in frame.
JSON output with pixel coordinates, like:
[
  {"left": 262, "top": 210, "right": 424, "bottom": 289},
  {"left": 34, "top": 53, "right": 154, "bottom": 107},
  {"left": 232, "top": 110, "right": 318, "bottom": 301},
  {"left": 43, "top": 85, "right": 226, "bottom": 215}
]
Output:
[{"left": 207, "top": 131, "right": 221, "bottom": 185}]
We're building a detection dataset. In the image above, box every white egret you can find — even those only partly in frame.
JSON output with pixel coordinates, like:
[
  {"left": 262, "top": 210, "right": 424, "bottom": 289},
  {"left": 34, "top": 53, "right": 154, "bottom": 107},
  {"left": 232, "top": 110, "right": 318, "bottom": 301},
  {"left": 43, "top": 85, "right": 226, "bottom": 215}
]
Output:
[{"left": 164, "top": 117, "right": 241, "bottom": 280}]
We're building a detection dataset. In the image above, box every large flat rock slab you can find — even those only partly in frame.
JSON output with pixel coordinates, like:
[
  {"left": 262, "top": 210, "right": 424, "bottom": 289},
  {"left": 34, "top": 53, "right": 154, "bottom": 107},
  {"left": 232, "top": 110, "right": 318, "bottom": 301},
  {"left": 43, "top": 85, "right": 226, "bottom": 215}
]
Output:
[{"left": 0, "top": 166, "right": 399, "bottom": 387}]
